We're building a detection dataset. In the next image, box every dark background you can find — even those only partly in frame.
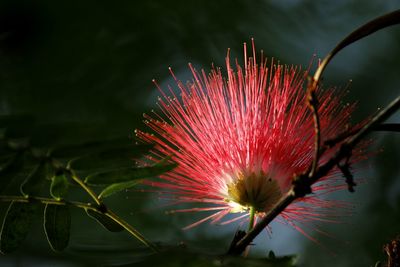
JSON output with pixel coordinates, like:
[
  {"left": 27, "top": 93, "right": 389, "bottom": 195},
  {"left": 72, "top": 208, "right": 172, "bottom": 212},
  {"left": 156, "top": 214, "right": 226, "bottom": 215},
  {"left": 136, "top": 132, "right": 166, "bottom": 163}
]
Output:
[{"left": 0, "top": 1, "right": 400, "bottom": 266}]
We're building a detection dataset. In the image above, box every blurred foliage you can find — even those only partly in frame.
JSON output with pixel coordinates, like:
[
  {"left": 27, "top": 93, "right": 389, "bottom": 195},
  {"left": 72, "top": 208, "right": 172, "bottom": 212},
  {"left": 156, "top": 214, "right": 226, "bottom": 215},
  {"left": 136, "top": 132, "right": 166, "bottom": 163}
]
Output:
[
  {"left": 126, "top": 248, "right": 296, "bottom": 267},
  {"left": 0, "top": 0, "right": 400, "bottom": 266}
]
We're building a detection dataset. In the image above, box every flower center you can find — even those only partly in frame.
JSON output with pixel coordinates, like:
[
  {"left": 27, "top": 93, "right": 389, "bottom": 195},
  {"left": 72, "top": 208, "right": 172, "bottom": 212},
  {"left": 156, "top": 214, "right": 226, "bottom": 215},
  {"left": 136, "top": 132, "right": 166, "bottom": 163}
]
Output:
[{"left": 226, "top": 172, "right": 282, "bottom": 213}]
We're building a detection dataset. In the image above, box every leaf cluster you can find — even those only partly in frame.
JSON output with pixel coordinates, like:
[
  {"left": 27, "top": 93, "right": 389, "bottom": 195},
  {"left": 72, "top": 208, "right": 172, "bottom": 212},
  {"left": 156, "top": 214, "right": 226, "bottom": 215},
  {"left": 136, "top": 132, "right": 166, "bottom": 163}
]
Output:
[{"left": 0, "top": 115, "right": 175, "bottom": 254}]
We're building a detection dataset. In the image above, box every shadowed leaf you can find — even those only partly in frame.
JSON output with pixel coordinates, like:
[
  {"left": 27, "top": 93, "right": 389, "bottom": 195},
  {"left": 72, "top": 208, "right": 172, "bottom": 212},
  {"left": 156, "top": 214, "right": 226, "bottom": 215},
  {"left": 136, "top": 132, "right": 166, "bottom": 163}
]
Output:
[
  {"left": 84, "top": 162, "right": 176, "bottom": 185},
  {"left": 85, "top": 209, "right": 124, "bottom": 232},
  {"left": 99, "top": 179, "right": 143, "bottom": 199},
  {"left": 0, "top": 201, "right": 40, "bottom": 254},
  {"left": 51, "top": 139, "right": 152, "bottom": 158},
  {"left": 0, "top": 115, "right": 36, "bottom": 139},
  {"left": 65, "top": 143, "right": 154, "bottom": 179},
  {"left": 20, "top": 161, "right": 51, "bottom": 196},
  {"left": 0, "top": 152, "right": 24, "bottom": 194},
  {"left": 43, "top": 204, "right": 71, "bottom": 252},
  {"left": 0, "top": 128, "right": 6, "bottom": 140},
  {"left": 50, "top": 174, "right": 69, "bottom": 200},
  {"left": 0, "top": 153, "right": 15, "bottom": 167}
]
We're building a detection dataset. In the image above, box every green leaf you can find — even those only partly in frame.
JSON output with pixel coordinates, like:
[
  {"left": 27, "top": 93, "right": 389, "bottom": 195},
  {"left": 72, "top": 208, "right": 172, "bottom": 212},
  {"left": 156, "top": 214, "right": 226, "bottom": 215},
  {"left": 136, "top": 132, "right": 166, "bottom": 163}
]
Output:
[
  {"left": 50, "top": 174, "right": 69, "bottom": 200},
  {"left": 20, "top": 161, "right": 50, "bottom": 196},
  {"left": 85, "top": 209, "right": 124, "bottom": 232},
  {"left": 99, "top": 179, "right": 143, "bottom": 199},
  {"left": 85, "top": 161, "right": 176, "bottom": 185},
  {"left": 0, "top": 153, "right": 14, "bottom": 167},
  {"left": 0, "top": 201, "right": 40, "bottom": 254},
  {"left": 43, "top": 204, "right": 71, "bottom": 252}
]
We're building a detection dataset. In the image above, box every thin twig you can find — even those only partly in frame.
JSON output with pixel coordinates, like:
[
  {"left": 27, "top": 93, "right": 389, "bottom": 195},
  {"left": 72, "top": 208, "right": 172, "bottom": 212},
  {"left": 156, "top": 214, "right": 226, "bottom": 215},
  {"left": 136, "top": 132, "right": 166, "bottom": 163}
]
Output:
[
  {"left": 69, "top": 172, "right": 102, "bottom": 206},
  {"left": 311, "top": 9, "right": 400, "bottom": 94}
]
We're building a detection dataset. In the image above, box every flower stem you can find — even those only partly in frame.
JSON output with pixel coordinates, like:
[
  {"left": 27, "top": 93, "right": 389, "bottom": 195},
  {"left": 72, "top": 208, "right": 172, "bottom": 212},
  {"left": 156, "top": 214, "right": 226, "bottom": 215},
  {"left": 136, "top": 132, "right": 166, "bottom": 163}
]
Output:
[{"left": 248, "top": 206, "right": 255, "bottom": 232}]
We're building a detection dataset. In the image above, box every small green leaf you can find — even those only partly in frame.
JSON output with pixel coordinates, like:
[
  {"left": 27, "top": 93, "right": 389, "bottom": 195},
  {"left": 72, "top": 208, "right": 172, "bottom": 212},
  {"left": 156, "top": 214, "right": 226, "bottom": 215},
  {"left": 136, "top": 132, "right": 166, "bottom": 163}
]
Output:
[
  {"left": 43, "top": 204, "right": 70, "bottom": 252},
  {"left": 50, "top": 174, "right": 69, "bottom": 200},
  {"left": 85, "top": 161, "right": 176, "bottom": 185},
  {"left": 20, "top": 162, "right": 50, "bottom": 196},
  {"left": 0, "top": 201, "right": 40, "bottom": 254},
  {"left": 85, "top": 209, "right": 124, "bottom": 232},
  {"left": 99, "top": 179, "right": 142, "bottom": 199}
]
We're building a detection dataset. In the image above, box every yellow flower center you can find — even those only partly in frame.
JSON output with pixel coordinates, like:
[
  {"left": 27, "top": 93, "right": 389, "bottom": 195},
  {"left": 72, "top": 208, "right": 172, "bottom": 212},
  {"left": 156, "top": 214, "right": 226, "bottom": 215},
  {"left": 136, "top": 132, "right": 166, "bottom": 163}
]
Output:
[{"left": 226, "top": 172, "right": 282, "bottom": 213}]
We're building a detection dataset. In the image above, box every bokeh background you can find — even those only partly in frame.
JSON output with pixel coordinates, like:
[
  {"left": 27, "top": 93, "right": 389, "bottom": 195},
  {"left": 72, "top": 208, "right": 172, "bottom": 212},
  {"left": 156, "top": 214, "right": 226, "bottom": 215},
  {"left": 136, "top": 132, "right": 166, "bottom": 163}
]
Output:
[{"left": 1, "top": 1, "right": 400, "bottom": 266}]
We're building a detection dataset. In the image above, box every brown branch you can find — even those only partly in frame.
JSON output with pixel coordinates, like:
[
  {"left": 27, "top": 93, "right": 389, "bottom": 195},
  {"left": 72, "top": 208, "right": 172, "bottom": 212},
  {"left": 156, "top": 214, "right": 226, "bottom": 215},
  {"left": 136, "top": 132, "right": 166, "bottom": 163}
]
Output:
[
  {"left": 228, "top": 95, "right": 400, "bottom": 255},
  {"left": 321, "top": 123, "right": 399, "bottom": 151},
  {"left": 307, "top": 88, "right": 321, "bottom": 178},
  {"left": 324, "top": 127, "right": 359, "bottom": 148}
]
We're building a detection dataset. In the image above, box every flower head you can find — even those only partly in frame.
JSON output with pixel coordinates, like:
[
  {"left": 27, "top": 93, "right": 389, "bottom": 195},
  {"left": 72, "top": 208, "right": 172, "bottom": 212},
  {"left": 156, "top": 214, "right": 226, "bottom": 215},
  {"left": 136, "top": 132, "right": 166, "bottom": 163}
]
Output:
[{"left": 136, "top": 41, "right": 360, "bottom": 232}]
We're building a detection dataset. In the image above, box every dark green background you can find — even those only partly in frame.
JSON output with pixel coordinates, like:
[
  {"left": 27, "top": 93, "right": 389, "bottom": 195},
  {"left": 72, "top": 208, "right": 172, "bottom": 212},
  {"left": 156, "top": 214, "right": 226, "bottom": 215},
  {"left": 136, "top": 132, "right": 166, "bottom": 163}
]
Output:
[{"left": 1, "top": 1, "right": 400, "bottom": 266}]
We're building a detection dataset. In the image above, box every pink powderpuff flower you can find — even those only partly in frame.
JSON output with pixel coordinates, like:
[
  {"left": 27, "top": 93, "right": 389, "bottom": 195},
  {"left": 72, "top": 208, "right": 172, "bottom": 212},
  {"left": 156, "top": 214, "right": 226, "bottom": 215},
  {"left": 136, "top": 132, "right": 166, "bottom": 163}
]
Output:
[{"left": 135, "top": 40, "right": 364, "bottom": 236}]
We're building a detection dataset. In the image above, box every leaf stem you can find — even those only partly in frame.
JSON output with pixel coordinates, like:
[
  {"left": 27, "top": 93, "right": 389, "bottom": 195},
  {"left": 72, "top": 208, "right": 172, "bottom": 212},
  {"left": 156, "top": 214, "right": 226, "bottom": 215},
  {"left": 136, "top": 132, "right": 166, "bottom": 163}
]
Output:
[
  {"left": 70, "top": 172, "right": 102, "bottom": 206},
  {"left": 0, "top": 195, "right": 157, "bottom": 251},
  {"left": 0, "top": 195, "right": 93, "bottom": 210}
]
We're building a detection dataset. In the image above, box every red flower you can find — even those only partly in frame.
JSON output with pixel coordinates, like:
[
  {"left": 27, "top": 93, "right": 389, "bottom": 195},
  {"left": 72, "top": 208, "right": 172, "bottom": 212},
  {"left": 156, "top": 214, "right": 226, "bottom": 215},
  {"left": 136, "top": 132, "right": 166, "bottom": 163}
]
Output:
[{"left": 136, "top": 40, "right": 360, "bottom": 234}]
